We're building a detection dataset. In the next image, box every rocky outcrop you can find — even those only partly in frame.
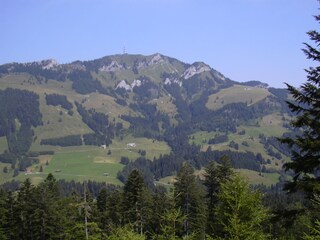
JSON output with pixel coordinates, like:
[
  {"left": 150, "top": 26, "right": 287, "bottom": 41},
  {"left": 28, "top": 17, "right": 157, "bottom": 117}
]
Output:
[
  {"left": 182, "top": 62, "right": 211, "bottom": 79},
  {"left": 116, "top": 79, "right": 142, "bottom": 91},
  {"left": 116, "top": 80, "right": 132, "bottom": 91},
  {"left": 131, "top": 79, "right": 142, "bottom": 88},
  {"left": 148, "top": 53, "right": 164, "bottom": 66},
  {"left": 41, "top": 59, "right": 59, "bottom": 70},
  {"left": 134, "top": 53, "right": 164, "bottom": 70},
  {"left": 164, "top": 77, "right": 182, "bottom": 87},
  {"left": 99, "top": 60, "right": 125, "bottom": 72}
]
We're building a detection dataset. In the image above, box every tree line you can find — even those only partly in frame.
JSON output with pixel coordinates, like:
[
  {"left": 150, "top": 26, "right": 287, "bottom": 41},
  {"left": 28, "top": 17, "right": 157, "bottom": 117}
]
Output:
[
  {"left": 0, "top": 156, "right": 318, "bottom": 240},
  {"left": 0, "top": 159, "right": 285, "bottom": 239}
]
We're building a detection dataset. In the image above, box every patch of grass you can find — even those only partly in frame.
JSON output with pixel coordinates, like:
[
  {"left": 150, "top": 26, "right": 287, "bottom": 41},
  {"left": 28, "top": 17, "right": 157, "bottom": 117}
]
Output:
[
  {"left": 110, "top": 136, "right": 171, "bottom": 161},
  {"left": 32, "top": 95, "right": 93, "bottom": 149},
  {"left": 159, "top": 175, "right": 176, "bottom": 185},
  {"left": 115, "top": 70, "right": 140, "bottom": 84},
  {"left": 42, "top": 150, "right": 124, "bottom": 185},
  {"left": 37, "top": 155, "right": 54, "bottom": 165},
  {"left": 4, "top": 134, "right": 171, "bottom": 185},
  {"left": 189, "top": 131, "right": 220, "bottom": 146},
  {"left": 189, "top": 124, "right": 287, "bottom": 171},
  {"left": 149, "top": 96, "right": 177, "bottom": 120},
  {"left": 158, "top": 167, "right": 280, "bottom": 190},
  {"left": 206, "top": 85, "right": 271, "bottom": 110},
  {"left": 236, "top": 169, "right": 280, "bottom": 187},
  {"left": 0, "top": 147, "right": 125, "bottom": 185},
  {"left": 82, "top": 92, "right": 131, "bottom": 119}
]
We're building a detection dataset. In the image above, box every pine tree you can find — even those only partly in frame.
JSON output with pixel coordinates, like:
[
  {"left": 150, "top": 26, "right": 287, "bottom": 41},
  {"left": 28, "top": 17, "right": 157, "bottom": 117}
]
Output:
[
  {"left": 32, "top": 173, "right": 61, "bottom": 239},
  {"left": 96, "top": 187, "right": 109, "bottom": 233},
  {"left": 97, "top": 188, "right": 108, "bottom": 212},
  {"left": 281, "top": 12, "right": 320, "bottom": 197},
  {"left": 158, "top": 207, "right": 186, "bottom": 240},
  {"left": 15, "top": 178, "right": 37, "bottom": 239},
  {"left": 123, "top": 169, "right": 152, "bottom": 235},
  {"left": 173, "top": 163, "right": 206, "bottom": 238},
  {"left": 4, "top": 192, "right": 16, "bottom": 239},
  {"left": 108, "top": 226, "right": 146, "bottom": 240},
  {"left": 106, "top": 189, "right": 123, "bottom": 228},
  {"left": 214, "top": 174, "right": 269, "bottom": 239},
  {"left": 203, "top": 156, "right": 234, "bottom": 235},
  {"left": 149, "top": 186, "right": 171, "bottom": 236}
]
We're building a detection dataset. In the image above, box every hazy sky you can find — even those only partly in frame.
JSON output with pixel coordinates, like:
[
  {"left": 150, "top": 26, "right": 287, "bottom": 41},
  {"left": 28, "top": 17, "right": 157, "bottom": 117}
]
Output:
[{"left": 1, "top": 0, "right": 318, "bottom": 88}]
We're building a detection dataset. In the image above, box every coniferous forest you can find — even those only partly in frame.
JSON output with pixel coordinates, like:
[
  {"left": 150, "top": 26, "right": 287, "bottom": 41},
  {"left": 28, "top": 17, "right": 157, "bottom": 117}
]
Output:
[{"left": 0, "top": 159, "right": 315, "bottom": 240}]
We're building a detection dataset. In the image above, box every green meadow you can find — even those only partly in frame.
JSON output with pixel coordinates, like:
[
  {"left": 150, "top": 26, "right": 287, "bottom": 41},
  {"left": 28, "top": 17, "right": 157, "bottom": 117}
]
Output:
[
  {"left": 42, "top": 150, "right": 123, "bottom": 184},
  {"left": 0, "top": 133, "right": 172, "bottom": 185},
  {"left": 206, "top": 85, "right": 271, "bottom": 110},
  {"left": 236, "top": 169, "right": 280, "bottom": 187}
]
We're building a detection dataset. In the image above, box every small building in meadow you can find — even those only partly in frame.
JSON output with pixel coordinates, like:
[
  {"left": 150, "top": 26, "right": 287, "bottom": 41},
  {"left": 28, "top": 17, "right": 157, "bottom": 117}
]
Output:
[{"left": 127, "top": 143, "right": 136, "bottom": 148}]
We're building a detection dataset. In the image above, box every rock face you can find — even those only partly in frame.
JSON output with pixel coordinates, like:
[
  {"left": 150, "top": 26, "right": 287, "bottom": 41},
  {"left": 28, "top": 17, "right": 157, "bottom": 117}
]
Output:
[
  {"left": 148, "top": 53, "right": 164, "bottom": 66},
  {"left": 99, "top": 60, "right": 125, "bottom": 72},
  {"left": 211, "top": 70, "right": 226, "bottom": 82},
  {"left": 116, "top": 79, "right": 142, "bottom": 91},
  {"left": 164, "top": 78, "right": 182, "bottom": 87},
  {"left": 116, "top": 80, "right": 132, "bottom": 91},
  {"left": 182, "top": 62, "right": 211, "bottom": 79},
  {"left": 40, "top": 59, "right": 59, "bottom": 70},
  {"left": 131, "top": 79, "right": 142, "bottom": 88},
  {"left": 133, "top": 53, "right": 164, "bottom": 70}
]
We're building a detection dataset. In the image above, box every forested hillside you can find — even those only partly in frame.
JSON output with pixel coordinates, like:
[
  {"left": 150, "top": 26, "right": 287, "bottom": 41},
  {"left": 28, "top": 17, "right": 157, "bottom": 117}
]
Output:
[{"left": 0, "top": 51, "right": 294, "bottom": 187}]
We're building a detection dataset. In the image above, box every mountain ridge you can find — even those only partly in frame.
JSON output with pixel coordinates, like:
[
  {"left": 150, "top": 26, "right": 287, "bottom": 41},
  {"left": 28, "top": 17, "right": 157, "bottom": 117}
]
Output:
[
  {"left": 0, "top": 52, "right": 290, "bottom": 186},
  {"left": 0, "top": 53, "right": 270, "bottom": 88}
]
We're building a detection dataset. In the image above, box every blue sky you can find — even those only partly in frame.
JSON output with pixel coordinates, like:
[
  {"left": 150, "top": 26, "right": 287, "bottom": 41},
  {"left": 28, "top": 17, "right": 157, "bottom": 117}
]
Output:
[{"left": 0, "top": 0, "right": 318, "bottom": 88}]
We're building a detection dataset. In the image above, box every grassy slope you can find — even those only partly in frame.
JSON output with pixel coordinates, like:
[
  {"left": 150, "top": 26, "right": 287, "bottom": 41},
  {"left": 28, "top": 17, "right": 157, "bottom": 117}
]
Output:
[
  {"left": 0, "top": 148, "right": 123, "bottom": 185},
  {"left": 109, "top": 135, "right": 171, "bottom": 160},
  {"left": 206, "top": 85, "right": 271, "bottom": 110},
  {"left": 190, "top": 112, "right": 290, "bottom": 172},
  {"left": 42, "top": 150, "right": 123, "bottom": 184},
  {"left": 0, "top": 134, "right": 171, "bottom": 184},
  {"left": 31, "top": 95, "right": 93, "bottom": 151},
  {"left": 81, "top": 92, "right": 132, "bottom": 127},
  {"left": 0, "top": 73, "right": 134, "bottom": 150},
  {"left": 158, "top": 168, "right": 280, "bottom": 188},
  {"left": 236, "top": 169, "right": 280, "bottom": 187},
  {"left": 149, "top": 95, "right": 177, "bottom": 120}
]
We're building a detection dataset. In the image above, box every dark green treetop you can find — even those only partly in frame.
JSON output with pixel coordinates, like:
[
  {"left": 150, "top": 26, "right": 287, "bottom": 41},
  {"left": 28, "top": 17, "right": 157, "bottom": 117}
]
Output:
[{"left": 281, "top": 13, "right": 320, "bottom": 197}]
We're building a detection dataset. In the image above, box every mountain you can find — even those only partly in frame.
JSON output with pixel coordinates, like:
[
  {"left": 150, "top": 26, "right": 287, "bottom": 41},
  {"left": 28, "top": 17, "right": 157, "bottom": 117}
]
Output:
[{"left": 0, "top": 53, "right": 292, "bottom": 186}]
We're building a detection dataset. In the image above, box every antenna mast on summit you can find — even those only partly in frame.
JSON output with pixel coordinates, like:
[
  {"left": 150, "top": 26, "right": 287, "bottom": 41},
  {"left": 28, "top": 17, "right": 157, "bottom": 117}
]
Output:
[{"left": 123, "top": 46, "right": 127, "bottom": 55}]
